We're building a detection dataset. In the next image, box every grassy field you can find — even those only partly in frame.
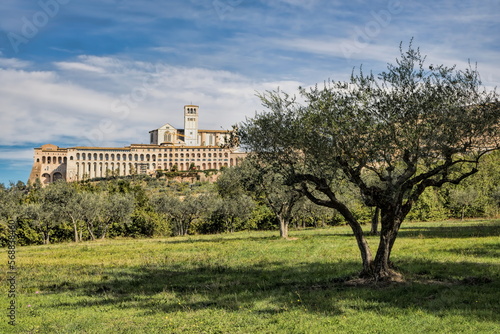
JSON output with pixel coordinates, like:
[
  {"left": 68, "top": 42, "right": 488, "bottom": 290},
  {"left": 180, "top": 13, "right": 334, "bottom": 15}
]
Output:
[{"left": 1, "top": 220, "right": 500, "bottom": 333}]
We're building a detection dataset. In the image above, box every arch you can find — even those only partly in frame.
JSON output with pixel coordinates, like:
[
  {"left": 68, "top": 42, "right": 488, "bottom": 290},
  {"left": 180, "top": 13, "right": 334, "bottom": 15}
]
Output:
[
  {"left": 140, "top": 154, "right": 144, "bottom": 161},
  {"left": 152, "top": 154, "right": 156, "bottom": 161},
  {"left": 134, "top": 154, "right": 138, "bottom": 161},
  {"left": 111, "top": 154, "right": 115, "bottom": 161},
  {"left": 93, "top": 153, "right": 97, "bottom": 160},
  {"left": 41, "top": 173, "right": 51, "bottom": 184},
  {"left": 36, "top": 158, "right": 40, "bottom": 163},
  {"left": 99, "top": 153, "right": 103, "bottom": 161},
  {"left": 53, "top": 172, "right": 63, "bottom": 182},
  {"left": 47, "top": 157, "right": 51, "bottom": 164},
  {"left": 230, "top": 158, "right": 234, "bottom": 166},
  {"left": 146, "top": 154, "right": 150, "bottom": 161},
  {"left": 58, "top": 157, "right": 62, "bottom": 164},
  {"left": 42, "top": 156, "right": 46, "bottom": 163}
]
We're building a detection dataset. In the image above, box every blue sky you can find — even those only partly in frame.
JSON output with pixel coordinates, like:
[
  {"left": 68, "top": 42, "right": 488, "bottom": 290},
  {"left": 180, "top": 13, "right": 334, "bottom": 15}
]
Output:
[{"left": 0, "top": 0, "right": 499, "bottom": 186}]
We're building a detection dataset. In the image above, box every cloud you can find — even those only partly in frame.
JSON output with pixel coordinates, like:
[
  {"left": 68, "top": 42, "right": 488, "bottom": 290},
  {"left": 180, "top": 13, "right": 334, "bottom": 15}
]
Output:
[
  {"left": 0, "top": 57, "right": 31, "bottom": 69},
  {"left": 0, "top": 56, "right": 304, "bottom": 151},
  {"left": 54, "top": 61, "right": 106, "bottom": 73},
  {"left": 0, "top": 148, "right": 34, "bottom": 161}
]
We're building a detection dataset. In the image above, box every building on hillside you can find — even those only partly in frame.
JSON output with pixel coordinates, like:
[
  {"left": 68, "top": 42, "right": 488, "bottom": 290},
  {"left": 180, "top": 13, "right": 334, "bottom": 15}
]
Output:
[{"left": 29, "top": 105, "right": 246, "bottom": 185}]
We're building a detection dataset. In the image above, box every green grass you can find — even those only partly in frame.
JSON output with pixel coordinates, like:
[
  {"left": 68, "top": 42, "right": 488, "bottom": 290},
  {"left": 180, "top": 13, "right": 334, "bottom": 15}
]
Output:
[{"left": 2, "top": 220, "right": 500, "bottom": 333}]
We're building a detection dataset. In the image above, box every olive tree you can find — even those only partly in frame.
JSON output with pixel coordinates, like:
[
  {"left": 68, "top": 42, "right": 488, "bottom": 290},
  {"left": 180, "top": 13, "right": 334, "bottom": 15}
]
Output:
[
  {"left": 217, "top": 159, "right": 303, "bottom": 238},
  {"left": 239, "top": 43, "right": 499, "bottom": 281}
]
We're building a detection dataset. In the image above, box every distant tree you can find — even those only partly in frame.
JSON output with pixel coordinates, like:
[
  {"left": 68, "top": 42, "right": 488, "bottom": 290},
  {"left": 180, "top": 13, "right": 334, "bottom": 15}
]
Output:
[
  {"left": 39, "top": 181, "right": 78, "bottom": 242},
  {"left": 218, "top": 159, "right": 303, "bottom": 238},
  {"left": 211, "top": 194, "right": 255, "bottom": 233},
  {"left": 152, "top": 194, "right": 210, "bottom": 236},
  {"left": 239, "top": 42, "right": 500, "bottom": 281},
  {"left": 96, "top": 192, "right": 135, "bottom": 239},
  {"left": 448, "top": 188, "right": 480, "bottom": 221},
  {"left": 292, "top": 198, "right": 337, "bottom": 228},
  {"left": 79, "top": 192, "right": 102, "bottom": 241},
  {"left": 23, "top": 203, "right": 49, "bottom": 244},
  {"left": 444, "top": 150, "right": 500, "bottom": 218}
]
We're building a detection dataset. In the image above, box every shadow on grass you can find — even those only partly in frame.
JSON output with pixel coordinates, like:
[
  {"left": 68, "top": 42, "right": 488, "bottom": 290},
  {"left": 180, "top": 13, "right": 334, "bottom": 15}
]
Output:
[
  {"left": 45, "top": 257, "right": 500, "bottom": 322},
  {"left": 158, "top": 235, "right": 280, "bottom": 245},
  {"left": 444, "top": 242, "right": 500, "bottom": 258},
  {"left": 397, "top": 221, "right": 500, "bottom": 239}
]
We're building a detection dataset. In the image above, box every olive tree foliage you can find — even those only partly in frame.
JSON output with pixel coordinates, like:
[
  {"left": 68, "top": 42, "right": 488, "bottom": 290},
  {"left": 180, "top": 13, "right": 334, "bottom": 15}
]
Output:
[
  {"left": 217, "top": 158, "right": 302, "bottom": 238},
  {"left": 210, "top": 194, "right": 255, "bottom": 233},
  {"left": 152, "top": 193, "right": 211, "bottom": 236},
  {"left": 238, "top": 43, "right": 500, "bottom": 280}
]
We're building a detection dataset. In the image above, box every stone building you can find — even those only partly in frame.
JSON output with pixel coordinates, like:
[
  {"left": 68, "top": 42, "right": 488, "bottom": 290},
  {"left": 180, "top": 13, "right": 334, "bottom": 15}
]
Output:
[{"left": 29, "top": 105, "right": 245, "bottom": 185}]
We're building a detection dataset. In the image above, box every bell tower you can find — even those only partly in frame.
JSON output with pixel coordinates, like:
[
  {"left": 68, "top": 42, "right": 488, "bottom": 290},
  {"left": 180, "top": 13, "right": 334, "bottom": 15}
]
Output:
[{"left": 184, "top": 105, "right": 199, "bottom": 146}]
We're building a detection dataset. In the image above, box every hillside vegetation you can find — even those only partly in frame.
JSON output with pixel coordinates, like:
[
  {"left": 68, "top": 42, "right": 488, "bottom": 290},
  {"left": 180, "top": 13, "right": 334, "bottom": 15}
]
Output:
[{"left": 1, "top": 150, "right": 499, "bottom": 246}]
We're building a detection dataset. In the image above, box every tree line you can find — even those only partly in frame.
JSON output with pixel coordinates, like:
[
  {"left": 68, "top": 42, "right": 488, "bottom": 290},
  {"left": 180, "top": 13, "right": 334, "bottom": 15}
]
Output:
[{"left": 0, "top": 149, "right": 498, "bottom": 247}]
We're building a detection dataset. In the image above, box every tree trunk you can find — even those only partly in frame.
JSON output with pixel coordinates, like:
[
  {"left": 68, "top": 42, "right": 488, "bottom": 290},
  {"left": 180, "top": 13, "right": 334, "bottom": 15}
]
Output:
[
  {"left": 87, "top": 223, "right": 96, "bottom": 241},
  {"left": 100, "top": 228, "right": 107, "bottom": 240},
  {"left": 278, "top": 215, "right": 288, "bottom": 238},
  {"left": 370, "top": 209, "right": 404, "bottom": 281},
  {"left": 71, "top": 217, "right": 79, "bottom": 243},
  {"left": 350, "top": 223, "right": 373, "bottom": 277},
  {"left": 370, "top": 207, "right": 380, "bottom": 235},
  {"left": 43, "top": 232, "right": 50, "bottom": 245}
]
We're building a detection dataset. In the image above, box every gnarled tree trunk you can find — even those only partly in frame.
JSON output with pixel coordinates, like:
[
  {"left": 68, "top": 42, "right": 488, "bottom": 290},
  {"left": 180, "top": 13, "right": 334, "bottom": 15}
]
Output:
[{"left": 369, "top": 207, "right": 405, "bottom": 281}]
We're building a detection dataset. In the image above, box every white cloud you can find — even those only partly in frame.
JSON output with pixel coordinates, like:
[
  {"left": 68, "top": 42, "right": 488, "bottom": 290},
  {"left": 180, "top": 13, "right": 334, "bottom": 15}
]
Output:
[
  {"left": 0, "top": 57, "right": 31, "bottom": 69},
  {"left": 0, "top": 57, "right": 303, "bottom": 150},
  {"left": 0, "top": 149, "right": 33, "bottom": 161},
  {"left": 54, "top": 61, "right": 106, "bottom": 73}
]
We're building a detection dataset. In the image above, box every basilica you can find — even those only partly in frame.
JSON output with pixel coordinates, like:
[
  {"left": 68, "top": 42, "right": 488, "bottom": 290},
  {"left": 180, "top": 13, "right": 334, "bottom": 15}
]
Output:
[{"left": 29, "top": 105, "right": 246, "bottom": 185}]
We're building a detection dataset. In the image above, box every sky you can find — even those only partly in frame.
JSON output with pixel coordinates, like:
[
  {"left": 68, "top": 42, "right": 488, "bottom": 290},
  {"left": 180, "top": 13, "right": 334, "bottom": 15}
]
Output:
[{"left": 0, "top": 0, "right": 499, "bottom": 186}]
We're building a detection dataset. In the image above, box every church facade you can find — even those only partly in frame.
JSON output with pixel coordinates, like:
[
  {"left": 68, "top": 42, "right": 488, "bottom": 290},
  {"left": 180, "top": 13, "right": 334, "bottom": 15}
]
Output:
[{"left": 29, "top": 105, "right": 246, "bottom": 185}]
